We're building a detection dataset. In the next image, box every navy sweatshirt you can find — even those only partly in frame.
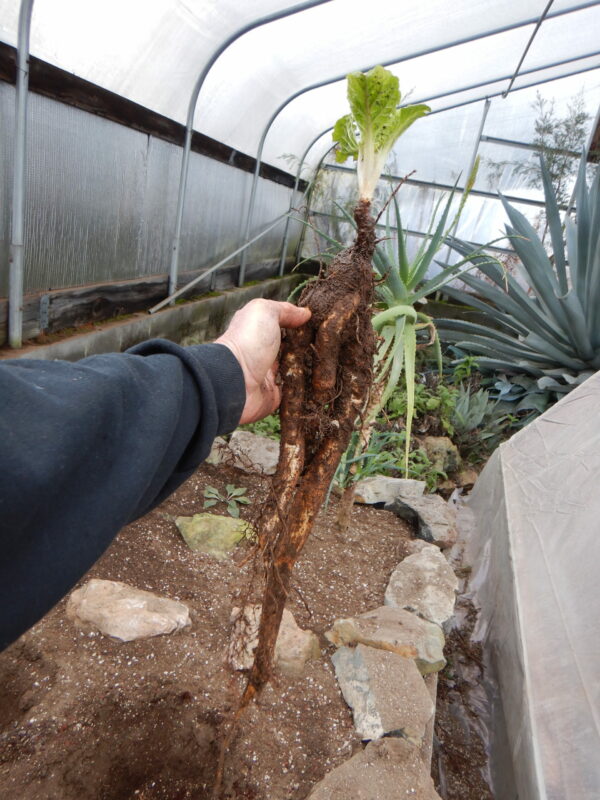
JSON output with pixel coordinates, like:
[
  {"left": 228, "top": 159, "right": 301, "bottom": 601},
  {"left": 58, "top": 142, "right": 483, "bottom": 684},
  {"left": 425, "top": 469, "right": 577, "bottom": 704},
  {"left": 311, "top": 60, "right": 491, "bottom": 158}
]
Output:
[{"left": 0, "top": 339, "right": 245, "bottom": 651}]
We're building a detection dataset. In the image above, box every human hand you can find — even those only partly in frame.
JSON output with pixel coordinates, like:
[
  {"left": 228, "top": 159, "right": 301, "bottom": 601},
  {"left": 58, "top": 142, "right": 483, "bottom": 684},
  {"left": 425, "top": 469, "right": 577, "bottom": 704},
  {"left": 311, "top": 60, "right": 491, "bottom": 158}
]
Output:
[{"left": 216, "top": 298, "right": 311, "bottom": 424}]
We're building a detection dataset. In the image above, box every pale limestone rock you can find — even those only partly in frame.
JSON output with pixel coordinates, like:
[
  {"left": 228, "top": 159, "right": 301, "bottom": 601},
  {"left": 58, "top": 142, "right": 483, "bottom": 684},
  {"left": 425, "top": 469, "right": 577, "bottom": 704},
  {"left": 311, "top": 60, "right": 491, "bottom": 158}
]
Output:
[
  {"left": 423, "top": 435, "right": 461, "bottom": 473},
  {"left": 384, "top": 547, "right": 458, "bottom": 626},
  {"left": 385, "top": 493, "right": 458, "bottom": 548},
  {"left": 308, "top": 737, "right": 442, "bottom": 799},
  {"left": 228, "top": 430, "right": 280, "bottom": 475},
  {"left": 66, "top": 579, "right": 191, "bottom": 641},
  {"left": 405, "top": 539, "right": 439, "bottom": 555},
  {"left": 326, "top": 605, "right": 445, "bottom": 675},
  {"left": 353, "top": 476, "right": 425, "bottom": 505},
  {"left": 457, "top": 467, "right": 479, "bottom": 490},
  {"left": 332, "top": 644, "right": 434, "bottom": 742},
  {"left": 204, "top": 436, "right": 229, "bottom": 466},
  {"left": 175, "top": 513, "right": 252, "bottom": 559},
  {"left": 227, "top": 605, "right": 320, "bottom": 675}
]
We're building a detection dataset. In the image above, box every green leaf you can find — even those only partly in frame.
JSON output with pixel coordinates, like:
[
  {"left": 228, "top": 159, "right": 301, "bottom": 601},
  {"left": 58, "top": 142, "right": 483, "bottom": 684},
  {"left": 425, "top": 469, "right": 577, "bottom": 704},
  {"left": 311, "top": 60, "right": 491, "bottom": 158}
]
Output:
[
  {"left": 402, "top": 320, "right": 417, "bottom": 478},
  {"left": 203, "top": 499, "right": 218, "bottom": 508},
  {"left": 539, "top": 156, "right": 568, "bottom": 295},
  {"left": 333, "top": 66, "right": 429, "bottom": 200},
  {"left": 229, "top": 486, "right": 247, "bottom": 497},
  {"left": 236, "top": 496, "right": 251, "bottom": 505},
  {"left": 203, "top": 486, "right": 221, "bottom": 499},
  {"left": 227, "top": 503, "right": 240, "bottom": 518},
  {"left": 332, "top": 114, "right": 358, "bottom": 163}
]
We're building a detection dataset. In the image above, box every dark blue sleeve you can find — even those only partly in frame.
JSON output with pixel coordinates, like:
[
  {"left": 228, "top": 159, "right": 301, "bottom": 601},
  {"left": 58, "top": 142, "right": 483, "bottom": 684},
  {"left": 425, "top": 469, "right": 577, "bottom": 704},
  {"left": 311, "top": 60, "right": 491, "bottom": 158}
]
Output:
[{"left": 0, "top": 340, "right": 245, "bottom": 650}]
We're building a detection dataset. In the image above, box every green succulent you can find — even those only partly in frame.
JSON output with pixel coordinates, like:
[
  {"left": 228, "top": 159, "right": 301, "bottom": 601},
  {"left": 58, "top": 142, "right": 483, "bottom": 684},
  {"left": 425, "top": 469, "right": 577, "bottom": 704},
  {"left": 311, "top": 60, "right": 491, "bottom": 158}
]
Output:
[
  {"left": 437, "top": 154, "right": 600, "bottom": 394},
  {"left": 305, "top": 162, "right": 484, "bottom": 474}
]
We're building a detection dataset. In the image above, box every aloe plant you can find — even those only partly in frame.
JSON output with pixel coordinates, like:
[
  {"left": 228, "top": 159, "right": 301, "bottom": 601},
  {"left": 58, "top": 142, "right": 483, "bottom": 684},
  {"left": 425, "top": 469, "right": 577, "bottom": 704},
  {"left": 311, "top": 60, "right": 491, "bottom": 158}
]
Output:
[
  {"left": 437, "top": 154, "right": 600, "bottom": 394},
  {"left": 308, "top": 163, "right": 485, "bottom": 474}
]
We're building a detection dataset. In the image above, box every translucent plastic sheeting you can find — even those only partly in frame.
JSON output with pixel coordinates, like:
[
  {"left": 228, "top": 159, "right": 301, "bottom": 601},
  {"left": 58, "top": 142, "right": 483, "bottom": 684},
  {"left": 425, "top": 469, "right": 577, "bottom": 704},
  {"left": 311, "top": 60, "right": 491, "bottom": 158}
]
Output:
[
  {"left": 463, "top": 372, "right": 600, "bottom": 799},
  {"left": 0, "top": 82, "right": 300, "bottom": 294},
  {"left": 308, "top": 68, "right": 600, "bottom": 190},
  {"left": 0, "top": 0, "right": 596, "bottom": 167}
]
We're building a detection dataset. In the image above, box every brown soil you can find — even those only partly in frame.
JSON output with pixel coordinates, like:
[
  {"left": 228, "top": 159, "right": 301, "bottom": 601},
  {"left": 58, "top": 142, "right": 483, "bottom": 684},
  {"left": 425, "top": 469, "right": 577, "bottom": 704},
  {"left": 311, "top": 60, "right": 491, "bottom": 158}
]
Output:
[
  {"left": 0, "top": 462, "right": 415, "bottom": 800},
  {"left": 433, "top": 598, "right": 494, "bottom": 799}
]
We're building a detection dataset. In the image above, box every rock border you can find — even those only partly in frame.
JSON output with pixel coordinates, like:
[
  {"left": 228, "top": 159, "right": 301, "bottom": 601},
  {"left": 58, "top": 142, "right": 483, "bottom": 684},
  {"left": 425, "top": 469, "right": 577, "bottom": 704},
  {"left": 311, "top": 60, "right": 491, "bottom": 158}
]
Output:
[{"left": 210, "top": 436, "right": 459, "bottom": 797}]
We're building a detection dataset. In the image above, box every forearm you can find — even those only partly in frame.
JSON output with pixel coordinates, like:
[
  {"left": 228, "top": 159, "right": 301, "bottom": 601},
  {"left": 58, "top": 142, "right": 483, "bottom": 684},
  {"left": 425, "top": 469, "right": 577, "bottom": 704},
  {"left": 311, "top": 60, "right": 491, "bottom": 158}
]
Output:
[{"left": 0, "top": 340, "right": 244, "bottom": 650}]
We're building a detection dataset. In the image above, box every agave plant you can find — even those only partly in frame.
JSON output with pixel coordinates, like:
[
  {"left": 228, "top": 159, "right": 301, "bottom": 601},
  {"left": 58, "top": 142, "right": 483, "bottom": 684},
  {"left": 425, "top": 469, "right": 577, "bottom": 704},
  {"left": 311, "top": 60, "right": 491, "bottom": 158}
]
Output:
[{"left": 437, "top": 154, "right": 600, "bottom": 394}]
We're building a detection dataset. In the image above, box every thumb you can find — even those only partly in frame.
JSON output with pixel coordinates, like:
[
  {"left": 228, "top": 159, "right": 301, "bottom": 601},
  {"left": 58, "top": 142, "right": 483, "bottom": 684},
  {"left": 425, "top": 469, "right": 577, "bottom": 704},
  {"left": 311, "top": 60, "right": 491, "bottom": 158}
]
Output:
[{"left": 276, "top": 302, "right": 311, "bottom": 329}]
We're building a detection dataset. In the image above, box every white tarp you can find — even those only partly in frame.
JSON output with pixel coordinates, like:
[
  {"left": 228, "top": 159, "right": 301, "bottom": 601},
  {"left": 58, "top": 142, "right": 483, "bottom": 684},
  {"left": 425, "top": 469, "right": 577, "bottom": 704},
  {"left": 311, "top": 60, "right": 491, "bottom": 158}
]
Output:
[{"left": 464, "top": 371, "right": 600, "bottom": 799}]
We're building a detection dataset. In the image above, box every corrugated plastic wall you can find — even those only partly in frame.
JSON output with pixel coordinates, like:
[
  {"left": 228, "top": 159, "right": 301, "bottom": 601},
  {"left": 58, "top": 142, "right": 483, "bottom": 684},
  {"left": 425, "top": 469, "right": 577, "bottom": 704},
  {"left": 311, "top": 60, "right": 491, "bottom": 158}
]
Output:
[{"left": 0, "top": 82, "right": 300, "bottom": 295}]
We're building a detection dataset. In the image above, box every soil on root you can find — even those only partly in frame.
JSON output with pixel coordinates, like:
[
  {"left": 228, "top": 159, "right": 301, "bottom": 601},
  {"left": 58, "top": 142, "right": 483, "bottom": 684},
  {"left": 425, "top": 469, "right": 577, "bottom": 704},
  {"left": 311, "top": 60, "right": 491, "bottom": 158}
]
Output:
[
  {"left": 0, "top": 462, "right": 413, "bottom": 800},
  {"left": 237, "top": 200, "right": 379, "bottom": 717}
]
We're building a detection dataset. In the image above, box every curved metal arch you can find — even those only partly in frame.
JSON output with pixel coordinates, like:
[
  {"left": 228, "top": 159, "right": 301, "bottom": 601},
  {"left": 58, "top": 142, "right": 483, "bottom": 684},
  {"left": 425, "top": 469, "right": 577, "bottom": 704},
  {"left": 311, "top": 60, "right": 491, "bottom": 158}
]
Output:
[
  {"left": 238, "top": 0, "right": 600, "bottom": 285},
  {"left": 277, "top": 132, "right": 335, "bottom": 275},
  {"left": 278, "top": 50, "right": 600, "bottom": 271},
  {"left": 167, "top": 0, "right": 331, "bottom": 298}
]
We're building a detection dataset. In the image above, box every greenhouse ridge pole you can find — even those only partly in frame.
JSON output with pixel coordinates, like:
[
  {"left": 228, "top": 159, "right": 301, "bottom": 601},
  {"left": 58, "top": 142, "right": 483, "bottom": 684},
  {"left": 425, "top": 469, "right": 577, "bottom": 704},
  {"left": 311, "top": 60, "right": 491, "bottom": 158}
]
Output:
[
  {"left": 238, "top": 0, "right": 600, "bottom": 283},
  {"left": 168, "top": 0, "right": 331, "bottom": 301},
  {"left": 8, "top": 0, "right": 35, "bottom": 349}
]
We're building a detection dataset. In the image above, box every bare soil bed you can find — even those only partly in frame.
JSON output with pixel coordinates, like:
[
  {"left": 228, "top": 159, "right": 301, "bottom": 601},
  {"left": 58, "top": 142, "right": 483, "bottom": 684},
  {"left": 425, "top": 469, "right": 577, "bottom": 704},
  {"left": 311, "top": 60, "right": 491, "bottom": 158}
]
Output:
[
  {"left": 0, "top": 462, "right": 412, "bottom": 800},
  {"left": 0, "top": 462, "right": 491, "bottom": 799}
]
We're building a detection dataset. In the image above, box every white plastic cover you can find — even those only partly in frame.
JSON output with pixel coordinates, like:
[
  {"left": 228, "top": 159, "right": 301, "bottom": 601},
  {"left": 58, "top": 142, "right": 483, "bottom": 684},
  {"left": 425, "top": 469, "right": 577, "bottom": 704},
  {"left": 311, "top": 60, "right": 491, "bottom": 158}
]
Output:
[
  {"left": 463, "top": 372, "right": 600, "bottom": 800},
  {"left": 0, "top": 1, "right": 599, "bottom": 283}
]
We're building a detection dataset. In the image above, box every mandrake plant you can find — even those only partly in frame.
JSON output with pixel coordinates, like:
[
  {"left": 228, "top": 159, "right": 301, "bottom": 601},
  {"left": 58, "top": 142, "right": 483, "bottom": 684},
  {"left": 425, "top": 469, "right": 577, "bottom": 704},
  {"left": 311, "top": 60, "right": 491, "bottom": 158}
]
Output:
[{"left": 214, "top": 66, "right": 429, "bottom": 792}]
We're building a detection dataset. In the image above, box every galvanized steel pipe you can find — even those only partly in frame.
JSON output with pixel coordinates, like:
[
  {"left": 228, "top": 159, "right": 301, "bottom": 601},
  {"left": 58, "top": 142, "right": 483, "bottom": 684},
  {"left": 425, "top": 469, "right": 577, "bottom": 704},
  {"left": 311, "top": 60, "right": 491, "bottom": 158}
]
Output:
[
  {"left": 168, "top": 0, "right": 331, "bottom": 301},
  {"left": 8, "top": 0, "right": 35, "bottom": 349}
]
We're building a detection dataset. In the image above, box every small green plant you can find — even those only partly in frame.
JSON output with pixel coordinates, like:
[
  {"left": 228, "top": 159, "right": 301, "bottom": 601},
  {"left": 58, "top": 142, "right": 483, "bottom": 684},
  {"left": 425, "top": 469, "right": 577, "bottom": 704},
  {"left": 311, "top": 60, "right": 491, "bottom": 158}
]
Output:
[
  {"left": 333, "top": 428, "right": 446, "bottom": 494},
  {"left": 203, "top": 484, "right": 250, "bottom": 518},
  {"left": 385, "top": 381, "right": 458, "bottom": 435},
  {"left": 239, "top": 413, "right": 280, "bottom": 440},
  {"left": 451, "top": 355, "right": 479, "bottom": 384},
  {"left": 452, "top": 386, "right": 494, "bottom": 434}
]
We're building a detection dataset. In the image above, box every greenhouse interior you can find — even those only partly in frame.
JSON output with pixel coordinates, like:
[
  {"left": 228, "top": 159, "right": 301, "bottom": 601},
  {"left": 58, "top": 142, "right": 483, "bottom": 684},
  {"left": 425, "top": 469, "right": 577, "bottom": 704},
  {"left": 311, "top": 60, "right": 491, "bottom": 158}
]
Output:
[{"left": 0, "top": 1, "right": 599, "bottom": 798}]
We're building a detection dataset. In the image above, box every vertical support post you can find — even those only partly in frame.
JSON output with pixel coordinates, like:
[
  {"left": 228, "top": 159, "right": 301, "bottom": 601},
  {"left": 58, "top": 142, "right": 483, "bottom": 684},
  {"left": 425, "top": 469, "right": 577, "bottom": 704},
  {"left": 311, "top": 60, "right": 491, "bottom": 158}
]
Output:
[
  {"left": 8, "top": 0, "right": 35, "bottom": 349},
  {"left": 441, "top": 97, "right": 490, "bottom": 267}
]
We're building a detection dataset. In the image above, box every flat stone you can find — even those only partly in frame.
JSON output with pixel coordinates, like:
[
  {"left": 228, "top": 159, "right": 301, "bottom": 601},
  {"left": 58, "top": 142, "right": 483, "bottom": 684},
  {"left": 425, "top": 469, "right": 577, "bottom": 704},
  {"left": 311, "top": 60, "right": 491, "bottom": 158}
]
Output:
[
  {"left": 385, "top": 493, "right": 458, "bottom": 548},
  {"left": 331, "top": 644, "right": 434, "bottom": 742},
  {"left": 457, "top": 467, "right": 479, "bottom": 489},
  {"left": 228, "top": 430, "right": 280, "bottom": 475},
  {"left": 353, "top": 476, "right": 426, "bottom": 505},
  {"left": 66, "top": 579, "right": 191, "bottom": 641},
  {"left": 204, "top": 436, "right": 229, "bottom": 466},
  {"left": 405, "top": 539, "right": 439, "bottom": 555},
  {"left": 422, "top": 435, "right": 461, "bottom": 473},
  {"left": 384, "top": 548, "right": 458, "bottom": 626},
  {"left": 326, "top": 605, "right": 445, "bottom": 674},
  {"left": 175, "top": 513, "right": 252, "bottom": 559},
  {"left": 227, "top": 605, "right": 320, "bottom": 675},
  {"left": 308, "top": 737, "right": 442, "bottom": 799}
]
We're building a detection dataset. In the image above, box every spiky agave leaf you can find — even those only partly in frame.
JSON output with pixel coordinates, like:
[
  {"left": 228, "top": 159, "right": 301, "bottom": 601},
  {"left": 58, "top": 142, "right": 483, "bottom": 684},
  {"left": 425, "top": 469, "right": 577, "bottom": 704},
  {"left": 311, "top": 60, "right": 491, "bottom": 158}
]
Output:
[{"left": 437, "top": 153, "right": 600, "bottom": 391}]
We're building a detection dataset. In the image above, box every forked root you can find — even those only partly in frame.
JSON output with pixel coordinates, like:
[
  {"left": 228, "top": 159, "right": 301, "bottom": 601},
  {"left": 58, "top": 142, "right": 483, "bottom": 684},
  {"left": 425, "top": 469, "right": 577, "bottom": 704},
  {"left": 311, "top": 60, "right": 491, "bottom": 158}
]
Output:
[{"left": 212, "top": 200, "right": 377, "bottom": 799}]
